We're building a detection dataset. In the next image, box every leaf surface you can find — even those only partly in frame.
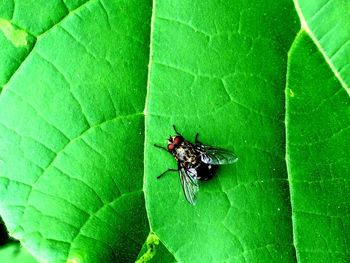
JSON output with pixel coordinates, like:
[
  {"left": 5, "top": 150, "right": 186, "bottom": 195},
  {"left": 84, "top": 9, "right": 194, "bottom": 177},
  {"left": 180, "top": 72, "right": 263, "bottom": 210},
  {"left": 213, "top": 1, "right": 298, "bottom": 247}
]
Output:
[
  {"left": 0, "top": 0, "right": 151, "bottom": 261},
  {"left": 0, "top": 244, "right": 38, "bottom": 263},
  {"left": 144, "top": 0, "right": 299, "bottom": 262},
  {"left": 286, "top": 31, "right": 350, "bottom": 262},
  {"left": 0, "top": 0, "right": 349, "bottom": 262}
]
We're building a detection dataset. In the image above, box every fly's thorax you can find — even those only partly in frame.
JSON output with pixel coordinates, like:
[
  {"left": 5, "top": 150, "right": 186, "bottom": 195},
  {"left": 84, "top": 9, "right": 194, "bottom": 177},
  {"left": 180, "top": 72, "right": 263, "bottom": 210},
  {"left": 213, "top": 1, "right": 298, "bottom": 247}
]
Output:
[{"left": 173, "top": 140, "right": 199, "bottom": 165}]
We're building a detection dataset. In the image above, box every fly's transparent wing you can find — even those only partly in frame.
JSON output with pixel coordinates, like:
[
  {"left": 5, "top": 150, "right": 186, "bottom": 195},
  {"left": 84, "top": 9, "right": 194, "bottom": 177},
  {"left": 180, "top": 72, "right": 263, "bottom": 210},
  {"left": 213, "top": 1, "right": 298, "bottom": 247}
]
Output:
[
  {"left": 179, "top": 167, "right": 199, "bottom": 205},
  {"left": 197, "top": 145, "right": 238, "bottom": 165}
]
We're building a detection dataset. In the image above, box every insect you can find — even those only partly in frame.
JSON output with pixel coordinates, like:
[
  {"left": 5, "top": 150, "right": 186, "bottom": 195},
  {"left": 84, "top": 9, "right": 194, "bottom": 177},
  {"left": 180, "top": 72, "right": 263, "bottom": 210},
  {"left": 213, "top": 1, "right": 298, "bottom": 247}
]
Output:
[{"left": 154, "top": 125, "right": 238, "bottom": 205}]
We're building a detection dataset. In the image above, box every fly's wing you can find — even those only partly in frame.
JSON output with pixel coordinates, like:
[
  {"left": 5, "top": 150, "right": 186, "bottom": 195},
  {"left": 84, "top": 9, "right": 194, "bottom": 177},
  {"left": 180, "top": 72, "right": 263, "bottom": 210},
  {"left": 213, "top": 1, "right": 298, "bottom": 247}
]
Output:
[
  {"left": 179, "top": 167, "right": 199, "bottom": 205},
  {"left": 197, "top": 145, "right": 238, "bottom": 165}
]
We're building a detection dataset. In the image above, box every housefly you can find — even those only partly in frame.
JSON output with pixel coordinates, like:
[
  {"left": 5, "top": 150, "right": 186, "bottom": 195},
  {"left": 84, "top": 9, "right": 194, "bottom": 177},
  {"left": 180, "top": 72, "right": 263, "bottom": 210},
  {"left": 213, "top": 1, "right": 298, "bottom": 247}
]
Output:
[{"left": 154, "top": 125, "right": 238, "bottom": 205}]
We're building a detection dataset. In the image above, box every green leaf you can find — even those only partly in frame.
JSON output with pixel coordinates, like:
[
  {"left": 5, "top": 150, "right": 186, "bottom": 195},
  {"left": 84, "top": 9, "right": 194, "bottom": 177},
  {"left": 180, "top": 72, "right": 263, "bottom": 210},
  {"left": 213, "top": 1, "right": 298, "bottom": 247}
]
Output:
[
  {"left": 294, "top": 0, "right": 350, "bottom": 95},
  {"left": 144, "top": 0, "right": 300, "bottom": 262},
  {"left": 0, "top": 0, "right": 151, "bottom": 261},
  {"left": 286, "top": 31, "right": 350, "bottom": 262},
  {"left": 1, "top": 0, "right": 349, "bottom": 262},
  {"left": 0, "top": 243, "right": 38, "bottom": 263}
]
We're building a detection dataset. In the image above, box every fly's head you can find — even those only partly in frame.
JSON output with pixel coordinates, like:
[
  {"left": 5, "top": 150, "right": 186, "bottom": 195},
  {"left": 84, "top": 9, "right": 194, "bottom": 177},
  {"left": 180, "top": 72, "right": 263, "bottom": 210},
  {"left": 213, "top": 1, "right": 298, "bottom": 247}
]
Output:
[{"left": 167, "top": 135, "right": 183, "bottom": 153}]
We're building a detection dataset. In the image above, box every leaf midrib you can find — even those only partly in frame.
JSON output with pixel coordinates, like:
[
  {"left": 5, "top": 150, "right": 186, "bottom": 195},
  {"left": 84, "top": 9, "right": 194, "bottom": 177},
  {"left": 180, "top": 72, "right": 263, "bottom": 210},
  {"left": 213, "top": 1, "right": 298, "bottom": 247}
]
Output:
[
  {"left": 284, "top": 28, "right": 307, "bottom": 263},
  {"left": 140, "top": 1, "right": 302, "bottom": 262}
]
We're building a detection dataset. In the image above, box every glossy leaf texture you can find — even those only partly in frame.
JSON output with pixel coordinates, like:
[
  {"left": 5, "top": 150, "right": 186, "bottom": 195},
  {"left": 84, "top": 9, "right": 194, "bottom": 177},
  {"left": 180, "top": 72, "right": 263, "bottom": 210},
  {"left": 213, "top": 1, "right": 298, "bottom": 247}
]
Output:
[
  {"left": 0, "top": 0, "right": 151, "bottom": 262},
  {"left": 286, "top": 31, "right": 350, "bottom": 262},
  {"left": 0, "top": 0, "right": 349, "bottom": 262},
  {"left": 145, "top": 0, "right": 299, "bottom": 262},
  {"left": 294, "top": 0, "right": 350, "bottom": 95}
]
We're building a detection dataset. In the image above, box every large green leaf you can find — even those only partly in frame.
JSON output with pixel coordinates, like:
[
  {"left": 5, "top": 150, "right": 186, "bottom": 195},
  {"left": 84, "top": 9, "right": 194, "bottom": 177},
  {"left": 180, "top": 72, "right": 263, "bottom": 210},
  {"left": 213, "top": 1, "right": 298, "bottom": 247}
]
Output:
[
  {"left": 0, "top": 0, "right": 151, "bottom": 261},
  {"left": 294, "top": 0, "right": 350, "bottom": 95},
  {"left": 1, "top": 0, "right": 349, "bottom": 262},
  {"left": 287, "top": 31, "right": 350, "bottom": 262},
  {"left": 144, "top": 0, "right": 299, "bottom": 262},
  {"left": 0, "top": 0, "right": 78, "bottom": 90}
]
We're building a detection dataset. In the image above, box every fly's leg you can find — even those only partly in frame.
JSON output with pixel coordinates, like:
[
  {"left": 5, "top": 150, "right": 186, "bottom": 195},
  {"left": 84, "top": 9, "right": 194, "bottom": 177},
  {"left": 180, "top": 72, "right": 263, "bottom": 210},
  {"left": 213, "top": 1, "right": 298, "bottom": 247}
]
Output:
[
  {"left": 154, "top": 144, "right": 168, "bottom": 152},
  {"left": 154, "top": 144, "right": 177, "bottom": 178},
  {"left": 194, "top": 133, "right": 202, "bottom": 145},
  {"left": 172, "top": 125, "right": 183, "bottom": 136},
  {"left": 195, "top": 133, "right": 199, "bottom": 143},
  {"left": 157, "top": 168, "right": 178, "bottom": 179}
]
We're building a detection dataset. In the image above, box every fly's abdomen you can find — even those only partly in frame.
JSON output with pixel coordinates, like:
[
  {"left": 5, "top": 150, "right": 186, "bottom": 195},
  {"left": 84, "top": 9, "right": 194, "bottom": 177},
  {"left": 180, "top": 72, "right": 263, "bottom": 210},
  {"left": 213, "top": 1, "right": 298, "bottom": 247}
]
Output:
[{"left": 195, "top": 163, "right": 218, "bottom": 180}]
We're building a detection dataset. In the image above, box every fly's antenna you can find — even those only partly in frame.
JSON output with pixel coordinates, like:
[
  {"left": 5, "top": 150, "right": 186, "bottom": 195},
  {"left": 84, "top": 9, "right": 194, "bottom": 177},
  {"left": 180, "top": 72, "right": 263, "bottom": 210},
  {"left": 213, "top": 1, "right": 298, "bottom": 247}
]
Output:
[
  {"left": 194, "top": 133, "right": 201, "bottom": 144},
  {"left": 172, "top": 125, "right": 182, "bottom": 136},
  {"left": 154, "top": 144, "right": 168, "bottom": 152},
  {"left": 156, "top": 168, "right": 178, "bottom": 179}
]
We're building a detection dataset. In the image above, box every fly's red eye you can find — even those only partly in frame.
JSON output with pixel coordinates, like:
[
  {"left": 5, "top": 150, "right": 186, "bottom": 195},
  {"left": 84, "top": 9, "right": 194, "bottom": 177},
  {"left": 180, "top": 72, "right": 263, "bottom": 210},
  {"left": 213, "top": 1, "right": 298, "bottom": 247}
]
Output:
[
  {"left": 168, "top": 144, "right": 174, "bottom": 151},
  {"left": 173, "top": 136, "right": 182, "bottom": 145}
]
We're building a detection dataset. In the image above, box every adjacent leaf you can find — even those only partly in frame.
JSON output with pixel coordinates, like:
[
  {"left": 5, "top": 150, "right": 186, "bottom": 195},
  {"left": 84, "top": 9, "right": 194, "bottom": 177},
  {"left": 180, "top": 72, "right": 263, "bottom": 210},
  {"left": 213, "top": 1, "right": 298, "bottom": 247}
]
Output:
[
  {"left": 0, "top": 0, "right": 151, "bottom": 261},
  {"left": 0, "top": 216, "right": 11, "bottom": 246},
  {"left": 145, "top": 0, "right": 299, "bottom": 261},
  {"left": 286, "top": 31, "right": 350, "bottom": 262},
  {"left": 294, "top": 0, "right": 350, "bottom": 94}
]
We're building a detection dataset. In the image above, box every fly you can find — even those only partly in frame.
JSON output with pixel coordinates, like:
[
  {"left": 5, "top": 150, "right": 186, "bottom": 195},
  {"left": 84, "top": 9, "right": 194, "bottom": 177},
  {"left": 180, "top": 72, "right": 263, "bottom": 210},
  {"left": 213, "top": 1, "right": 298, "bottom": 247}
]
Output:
[{"left": 154, "top": 125, "right": 238, "bottom": 205}]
